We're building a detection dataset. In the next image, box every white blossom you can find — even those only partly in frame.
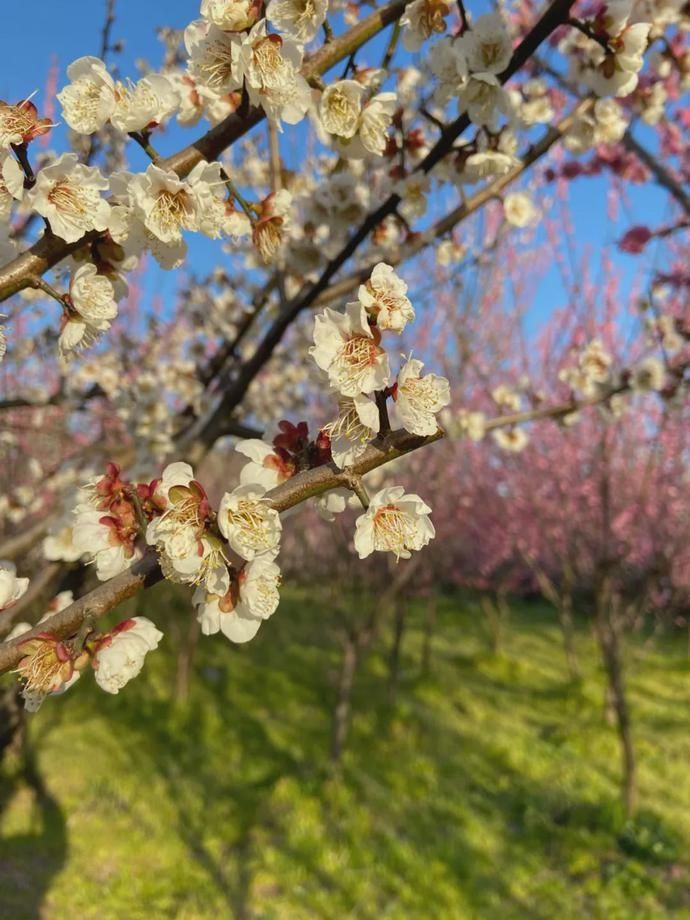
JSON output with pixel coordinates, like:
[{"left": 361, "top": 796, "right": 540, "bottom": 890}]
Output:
[
  {"left": 394, "top": 357, "right": 450, "bottom": 436},
  {"left": 186, "top": 21, "right": 243, "bottom": 95},
  {"left": 130, "top": 164, "right": 198, "bottom": 243},
  {"left": 111, "top": 74, "right": 179, "bottom": 133},
  {"left": 194, "top": 557, "right": 280, "bottom": 642},
  {"left": 319, "top": 80, "right": 365, "bottom": 139},
  {"left": 354, "top": 486, "right": 434, "bottom": 561},
  {"left": 72, "top": 508, "right": 141, "bottom": 581},
  {"left": 57, "top": 56, "right": 116, "bottom": 134},
  {"left": 503, "top": 191, "right": 538, "bottom": 228},
  {"left": 401, "top": 0, "right": 449, "bottom": 52},
  {"left": 218, "top": 484, "right": 282, "bottom": 561},
  {"left": 0, "top": 560, "right": 29, "bottom": 610},
  {"left": 457, "top": 72, "right": 512, "bottom": 129},
  {"left": 93, "top": 617, "right": 163, "bottom": 694},
  {"left": 236, "top": 439, "right": 293, "bottom": 489},
  {"left": 631, "top": 356, "right": 665, "bottom": 392},
  {"left": 59, "top": 264, "right": 118, "bottom": 356},
  {"left": 267, "top": 0, "right": 328, "bottom": 44},
  {"left": 26, "top": 153, "right": 111, "bottom": 244},
  {"left": 358, "top": 263, "right": 414, "bottom": 333},
  {"left": 311, "top": 302, "right": 391, "bottom": 396},
  {"left": 492, "top": 427, "right": 529, "bottom": 452},
  {"left": 236, "top": 20, "right": 310, "bottom": 126},
  {"left": 461, "top": 12, "right": 513, "bottom": 74},
  {"left": 324, "top": 394, "right": 380, "bottom": 468},
  {"left": 201, "top": 0, "right": 262, "bottom": 31}
]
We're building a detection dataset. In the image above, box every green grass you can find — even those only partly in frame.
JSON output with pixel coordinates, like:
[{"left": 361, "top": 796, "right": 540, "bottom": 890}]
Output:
[{"left": 1, "top": 588, "right": 689, "bottom": 920}]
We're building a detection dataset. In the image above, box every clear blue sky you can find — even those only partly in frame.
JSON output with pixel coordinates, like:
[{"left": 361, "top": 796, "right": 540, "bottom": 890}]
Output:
[{"left": 0, "top": 1, "right": 674, "bottom": 334}]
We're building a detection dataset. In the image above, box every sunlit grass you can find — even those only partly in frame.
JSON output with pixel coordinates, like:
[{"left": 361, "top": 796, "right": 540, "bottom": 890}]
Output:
[{"left": 1, "top": 588, "right": 689, "bottom": 919}]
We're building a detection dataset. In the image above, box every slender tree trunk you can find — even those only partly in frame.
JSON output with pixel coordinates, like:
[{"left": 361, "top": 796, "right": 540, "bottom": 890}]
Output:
[
  {"left": 174, "top": 617, "right": 200, "bottom": 704},
  {"left": 388, "top": 598, "right": 406, "bottom": 700},
  {"left": 330, "top": 634, "right": 358, "bottom": 764},
  {"left": 421, "top": 595, "right": 437, "bottom": 677},
  {"left": 480, "top": 594, "right": 502, "bottom": 654},
  {"left": 595, "top": 579, "right": 637, "bottom": 816},
  {"left": 558, "top": 592, "right": 581, "bottom": 681}
]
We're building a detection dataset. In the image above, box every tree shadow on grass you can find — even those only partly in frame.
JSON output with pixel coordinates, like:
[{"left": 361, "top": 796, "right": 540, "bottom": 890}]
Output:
[{"left": 0, "top": 696, "right": 68, "bottom": 920}]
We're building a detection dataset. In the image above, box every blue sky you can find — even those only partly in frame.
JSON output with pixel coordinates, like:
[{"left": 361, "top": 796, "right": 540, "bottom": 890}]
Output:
[{"left": 0, "top": 0, "right": 675, "bottom": 336}]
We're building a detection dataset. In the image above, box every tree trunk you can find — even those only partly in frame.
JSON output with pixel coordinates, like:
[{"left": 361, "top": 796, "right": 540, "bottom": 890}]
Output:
[
  {"left": 388, "top": 599, "right": 406, "bottom": 700},
  {"left": 479, "top": 594, "right": 502, "bottom": 654},
  {"left": 330, "top": 634, "right": 358, "bottom": 764},
  {"left": 174, "top": 617, "right": 200, "bottom": 704},
  {"left": 421, "top": 595, "right": 437, "bottom": 677},
  {"left": 558, "top": 591, "right": 581, "bottom": 681},
  {"left": 595, "top": 579, "right": 637, "bottom": 816}
]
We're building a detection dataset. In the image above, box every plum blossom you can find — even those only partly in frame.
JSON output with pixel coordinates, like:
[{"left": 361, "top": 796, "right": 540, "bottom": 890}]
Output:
[
  {"left": 401, "top": 0, "right": 450, "bottom": 52},
  {"left": 319, "top": 80, "right": 365, "bottom": 139},
  {"left": 0, "top": 154, "right": 25, "bottom": 220},
  {"left": 253, "top": 190, "right": 292, "bottom": 262},
  {"left": 0, "top": 560, "right": 30, "bottom": 610},
  {"left": 186, "top": 22, "right": 243, "bottom": 96},
  {"left": 129, "top": 164, "right": 200, "bottom": 244},
  {"left": 236, "top": 439, "right": 294, "bottom": 489},
  {"left": 394, "top": 357, "right": 450, "bottom": 436},
  {"left": 358, "top": 263, "right": 414, "bottom": 333},
  {"left": 461, "top": 150, "right": 515, "bottom": 184},
  {"left": 0, "top": 97, "right": 53, "bottom": 148},
  {"left": 583, "top": 4, "right": 651, "bottom": 98},
  {"left": 354, "top": 486, "right": 435, "bottom": 561},
  {"left": 311, "top": 302, "right": 391, "bottom": 396},
  {"left": 457, "top": 72, "right": 512, "bottom": 129},
  {"left": 72, "top": 506, "right": 141, "bottom": 580},
  {"left": 92, "top": 617, "right": 163, "bottom": 694},
  {"left": 631, "top": 357, "right": 665, "bottom": 392},
  {"left": 14, "top": 634, "right": 86, "bottom": 711},
  {"left": 503, "top": 192, "right": 538, "bottom": 228},
  {"left": 218, "top": 485, "right": 282, "bottom": 561},
  {"left": 267, "top": 0, "right": 328, "bottom": 44},
  {"left": 319, "top": 81, "right": 397, "bottom": 158},
  {"left": 201, "top": 0, "right": 262, "bottom": 31},
  {"left": 236, "top": 21, "right": 311, "bottom": 125},
  {"left": 324, "top": 394, "right": 380, "bottom": 468},
  {"left": 26, "top": 153, "right": 111, "bottom": 244},
  {"left": 460, "top": 12, "right": 513, "bottom": 75},
  {"left": 110, "top": 73, "right": 179, "bottom": 133},
  {"left": 146, "top": 463, "right": 228, "bottom": 595},
  {"left": 57, "top": 56, "right": 116, "bottom": 134},
  {"left": 492, "top": 427, "right": 529, "bottom": 452},
  {"left": 59, "top": 264, "right": 119, "bottom": 356},
  {"left": 194, "top": 557, "right": 281, "bottom": 642}
]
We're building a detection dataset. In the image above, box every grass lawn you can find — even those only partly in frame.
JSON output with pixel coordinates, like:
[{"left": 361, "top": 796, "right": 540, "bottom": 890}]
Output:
[{"left": 0, "top": 587, "right": 689, "bottom": 919}]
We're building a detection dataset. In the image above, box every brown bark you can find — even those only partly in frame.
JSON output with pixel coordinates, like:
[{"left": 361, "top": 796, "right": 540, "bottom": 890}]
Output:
[
  {"left": 387, "top": 598, "right": 406, "bottom": 700},
  {"left": 421, "top": 595, "right": 437, "bottom": 677},
  {"left": 173, "top": 617, "right": 201, "bottom": 704},
  {"left": 479, "top": 592, "right": 509, "bottom": 655},
  {"left": 330, "top": 634, "right": 358, "bottom": 764},
  {"left": 594, "top": 575, "right": 637, "bottom": 816}
]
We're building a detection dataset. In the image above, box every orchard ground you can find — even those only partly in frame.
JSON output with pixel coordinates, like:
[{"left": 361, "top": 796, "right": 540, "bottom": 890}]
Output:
[{"left": 1, "top": 589, "right": 689, "bottom": 920}]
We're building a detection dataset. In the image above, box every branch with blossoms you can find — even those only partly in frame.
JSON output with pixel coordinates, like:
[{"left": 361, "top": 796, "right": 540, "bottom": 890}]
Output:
[
  {"left": 0, "top": 426, "right": 442, "bottom": 680},
  {"left": 0, "top": 0, "right": 413, "bottom": 303},
  {"left": 0, "top": 0, "right": 682, "bottom": 717}
]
